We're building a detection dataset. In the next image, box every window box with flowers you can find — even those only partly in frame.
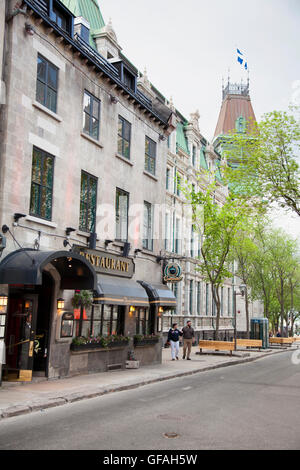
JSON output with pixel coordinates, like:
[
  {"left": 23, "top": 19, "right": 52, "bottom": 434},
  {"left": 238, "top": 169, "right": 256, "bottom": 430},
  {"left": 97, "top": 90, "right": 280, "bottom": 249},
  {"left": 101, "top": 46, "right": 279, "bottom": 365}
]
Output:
[
  {"left": 70, "top": 334, "right": 130, "bottom": 352},
  {"left": 133, "top": 334, "right": 160, "bottom": 347}
]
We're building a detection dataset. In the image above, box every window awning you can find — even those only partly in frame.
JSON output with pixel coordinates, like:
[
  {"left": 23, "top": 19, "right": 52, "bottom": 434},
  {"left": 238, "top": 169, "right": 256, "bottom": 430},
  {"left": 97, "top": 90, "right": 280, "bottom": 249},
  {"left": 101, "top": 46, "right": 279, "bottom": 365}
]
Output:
[
  {"left": 94, "top": 275, "right": 149, "bottom": 307},
  {"left": 0, "top": 249, "right": 98, "bottom": 290},
  {"left": 138, "top": 281, "right": 177, "bottom": 308}
]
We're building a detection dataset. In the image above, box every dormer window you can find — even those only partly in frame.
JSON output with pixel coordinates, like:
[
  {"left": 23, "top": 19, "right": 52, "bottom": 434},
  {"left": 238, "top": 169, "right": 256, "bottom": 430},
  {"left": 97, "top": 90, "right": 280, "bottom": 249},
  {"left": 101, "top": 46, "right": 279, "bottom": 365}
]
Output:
[
  {"left": 236, "top": 116, "right": 246, "bottom": 133},
  {"left": 49, "top": 0, "right": 74, "bottom": 36},
  {"left": 112, "top": 60, "right": 137, "bottom": 93},
  {"left": 123, "top": 69, "right": 136, "bottom": 92},
  {"left": 53, "top": 6, "right": 67, "bottom": 31}
]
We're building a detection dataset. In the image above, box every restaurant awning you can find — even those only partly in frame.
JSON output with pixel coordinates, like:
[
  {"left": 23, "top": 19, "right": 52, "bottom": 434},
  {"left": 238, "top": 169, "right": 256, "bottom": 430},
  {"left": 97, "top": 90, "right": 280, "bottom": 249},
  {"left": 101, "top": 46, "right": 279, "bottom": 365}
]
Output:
[
  {"left": 0, "top": 249, "right": 98, "bottom": 290},
  {"left": 94, "top": 275, "right": 149, "bottom": 306},
  {"left": 138, "top": 281, "right": 177, "bottom": 308}
]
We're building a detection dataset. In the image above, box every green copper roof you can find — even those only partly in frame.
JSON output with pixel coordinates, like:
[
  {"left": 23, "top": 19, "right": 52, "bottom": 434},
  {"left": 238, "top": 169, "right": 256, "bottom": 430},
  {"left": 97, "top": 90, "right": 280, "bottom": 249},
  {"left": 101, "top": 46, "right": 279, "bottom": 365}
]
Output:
[
  {"left": 200, "top": 147, "right": 208, "bottom": 170},
  {"left": 61, "top": 0, "right": 105, "bottom": 49},
  {"left": 176, "top": 123, "right": 189, "bottom": 155}
]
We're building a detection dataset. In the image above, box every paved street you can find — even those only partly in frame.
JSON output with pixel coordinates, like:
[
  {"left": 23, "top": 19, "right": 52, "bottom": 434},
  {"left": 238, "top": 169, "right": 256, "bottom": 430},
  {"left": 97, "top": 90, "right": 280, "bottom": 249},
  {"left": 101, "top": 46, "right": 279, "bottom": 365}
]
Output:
[{"left": 0, "top": 351, "right": 300, "bottom": 450}]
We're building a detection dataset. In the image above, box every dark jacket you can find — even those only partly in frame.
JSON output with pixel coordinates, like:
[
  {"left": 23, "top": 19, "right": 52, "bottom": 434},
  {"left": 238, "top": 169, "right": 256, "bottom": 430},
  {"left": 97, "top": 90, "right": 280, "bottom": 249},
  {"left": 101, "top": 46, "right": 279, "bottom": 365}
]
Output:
[
  {"left": 182, "top": 325, "right": 195, "bottom": 339},
  {"left": 168, "top": 328, "right": 183, "bottom": 342}
]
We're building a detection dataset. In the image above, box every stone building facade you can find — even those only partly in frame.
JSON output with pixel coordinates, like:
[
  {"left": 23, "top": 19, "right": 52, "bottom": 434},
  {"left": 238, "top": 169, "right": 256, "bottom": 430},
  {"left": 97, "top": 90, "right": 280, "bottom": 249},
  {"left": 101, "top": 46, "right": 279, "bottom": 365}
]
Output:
[
  {"left": 0, "top": 0, "right": 264, "bottom": 384},
  {"left": 0, "top": 0, "right": 176, "bottom": 382}
]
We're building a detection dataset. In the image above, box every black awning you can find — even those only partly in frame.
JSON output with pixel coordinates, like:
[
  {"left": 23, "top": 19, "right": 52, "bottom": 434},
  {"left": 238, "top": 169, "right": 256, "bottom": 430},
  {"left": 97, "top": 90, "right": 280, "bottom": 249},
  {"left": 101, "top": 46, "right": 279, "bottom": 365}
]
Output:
[
  {"left": 138, "top": 281, "right": 177, "bottom": 308},
  {"left": 94, "top": 275, "right": 149, "bottom": 307},
  {"left": 0, "top": 249, "right": 98, "bottom": 290}
]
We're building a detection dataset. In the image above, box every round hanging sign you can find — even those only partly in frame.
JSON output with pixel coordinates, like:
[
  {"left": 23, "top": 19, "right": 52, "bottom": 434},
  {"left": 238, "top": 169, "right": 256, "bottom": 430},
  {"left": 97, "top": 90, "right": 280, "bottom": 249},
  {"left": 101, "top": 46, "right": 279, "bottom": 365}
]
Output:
[{"left": 163, "top": 263, "right": 183, "bottom": 283}]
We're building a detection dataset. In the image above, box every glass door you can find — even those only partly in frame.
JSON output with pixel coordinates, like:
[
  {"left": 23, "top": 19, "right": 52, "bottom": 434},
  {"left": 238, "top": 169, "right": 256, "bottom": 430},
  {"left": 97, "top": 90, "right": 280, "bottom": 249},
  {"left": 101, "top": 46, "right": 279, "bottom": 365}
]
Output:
[
  {"left": 5, "top": 294, "right": 38, "bottom": 381},
  {"left": 18, "top": 296, "right": 38, "bottom": 377}
]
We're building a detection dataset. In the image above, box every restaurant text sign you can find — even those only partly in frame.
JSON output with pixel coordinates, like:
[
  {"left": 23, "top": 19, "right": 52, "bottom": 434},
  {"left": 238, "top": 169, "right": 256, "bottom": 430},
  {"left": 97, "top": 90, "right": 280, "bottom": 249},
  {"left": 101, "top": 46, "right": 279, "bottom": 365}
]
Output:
[{"left": 73, "top": 246, "right": 135, "bottom": 278}]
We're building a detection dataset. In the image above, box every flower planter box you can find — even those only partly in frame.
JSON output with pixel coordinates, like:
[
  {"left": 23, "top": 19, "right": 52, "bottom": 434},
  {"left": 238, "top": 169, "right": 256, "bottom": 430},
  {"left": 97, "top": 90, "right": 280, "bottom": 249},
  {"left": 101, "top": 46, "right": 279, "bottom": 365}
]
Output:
[
  {"left": 126, "top": 360, "right": 140, "bottom": 369},
  {"left": 71, "top": 341, "right": 129, "bottom": 352},
  {"left": 134, "top": 338, "right": 160, "bottom": 347}
]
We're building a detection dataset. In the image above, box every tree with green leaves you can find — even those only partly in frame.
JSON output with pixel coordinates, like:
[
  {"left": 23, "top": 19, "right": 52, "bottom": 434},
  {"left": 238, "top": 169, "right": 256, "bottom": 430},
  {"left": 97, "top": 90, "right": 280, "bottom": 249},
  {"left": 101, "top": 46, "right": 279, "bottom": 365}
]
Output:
[
  {"left": 267, "top": 229, "right": 298, "bottom": 337},
  {"left": 186, "top": 181, "right": 253, "bottom": 340},
  {"left": 223, "top": 108, "right": 300, "bottom": 217},
  {"left": 230, "top": 227, "right": 258, "bottom": 338}
]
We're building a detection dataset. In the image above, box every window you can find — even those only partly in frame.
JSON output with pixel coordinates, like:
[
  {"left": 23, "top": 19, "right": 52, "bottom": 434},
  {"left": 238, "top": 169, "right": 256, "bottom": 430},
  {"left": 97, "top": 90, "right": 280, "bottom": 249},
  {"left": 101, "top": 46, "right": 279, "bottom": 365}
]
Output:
[
  {"left": 221, "top": 287, "right": 224, "bottom": 316},
  {"left": 123, "top": 69, "right": 136, "bottom": 92},
  {"left": 197, "top": 282, "right": 201, "bottom": 315},
  {"left": 30, "top": 147, "right": 54, "bottom": 221},
  {"left": 189, "top": 280, "right": 194, "bottom": 315},
  {"left": 116, "top": 188, "right": 129, "bottom": 242},
  {"left": 79, "top": 171, "right": 98, "bottom": 233},
  {"left": 206, "top": 284, "right": 209, "bottom": 316},
  {"left": 176, "top": 172, "right": 181, "bottom": 196},
  {"left": 236, "top": 116, "right": 246, "bottom": 133},
  {"left": 49, "top": 0, "right": 73, "bottom": 35},
  {"left": 83, "top": 91, "right": 100, "bottom": 140},
  {"left": 145, "top": 137, "right": 156, "bottom": 175},
  {"left": 172, "top": 283, "right": 178, "bottom": 298},
  {"left": 52, "top": 6, "right": 68, "bottom": 31},
  {"left": 175, "top": 218, "right": 180, "bottom": 254},
  {"left": 191, "top": 225, "right": 195, "bottom": 258},
  {"left": 118, "top": 116, "right": 131, "bottom": 159},
  {"left": 36, "top": 54, "right": 58, "bottom": 113},
  {"left": 74, "top": 304, "right": 125, "bottom": 338},
  {"left": 164, "top": 213, "right": 170, "bottom": 250},
  {"left": 228, "top": 288, "right": 231, "bottom": 315},
  {"left": 166, "top": 168, "right": 170, "bottom": 190},
  {"left": 192, "top": 145, "right": 196, "bottom": 166},
  {"left": 143, "top": 201, "right": 153, "bottom": 251},
  {"left": 136, "top": 308, "right": 151, "bottom": 335}
]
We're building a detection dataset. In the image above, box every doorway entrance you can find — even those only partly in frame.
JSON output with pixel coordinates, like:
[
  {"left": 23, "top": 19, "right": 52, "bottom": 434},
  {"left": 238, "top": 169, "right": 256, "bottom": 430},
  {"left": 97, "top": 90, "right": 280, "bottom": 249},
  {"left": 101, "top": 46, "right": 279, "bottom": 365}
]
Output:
[{"left": 4, "top": 272, "right": 53, "bottom": 381}]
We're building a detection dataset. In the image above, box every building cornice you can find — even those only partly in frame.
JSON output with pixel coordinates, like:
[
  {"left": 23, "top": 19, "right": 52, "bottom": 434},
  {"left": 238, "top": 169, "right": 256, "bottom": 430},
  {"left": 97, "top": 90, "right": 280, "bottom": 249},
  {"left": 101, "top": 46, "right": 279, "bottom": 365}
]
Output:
[{"left": 22, "top": 0, "right": 171, "bottom": 130}]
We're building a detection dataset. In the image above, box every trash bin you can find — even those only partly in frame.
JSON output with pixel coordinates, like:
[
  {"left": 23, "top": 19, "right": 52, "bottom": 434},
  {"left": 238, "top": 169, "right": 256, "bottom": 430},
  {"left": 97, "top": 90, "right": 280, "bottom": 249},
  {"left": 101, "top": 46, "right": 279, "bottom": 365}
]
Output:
[{"left": 251, "top": 318, "right": 269, "bottom": 349}]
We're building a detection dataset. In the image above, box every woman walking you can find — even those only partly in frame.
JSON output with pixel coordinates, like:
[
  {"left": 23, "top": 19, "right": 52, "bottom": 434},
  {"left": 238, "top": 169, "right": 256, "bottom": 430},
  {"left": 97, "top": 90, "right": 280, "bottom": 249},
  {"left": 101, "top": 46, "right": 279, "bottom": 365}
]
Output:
[{"left": 167, "top": 323, "right": 183, "bottom": 361}]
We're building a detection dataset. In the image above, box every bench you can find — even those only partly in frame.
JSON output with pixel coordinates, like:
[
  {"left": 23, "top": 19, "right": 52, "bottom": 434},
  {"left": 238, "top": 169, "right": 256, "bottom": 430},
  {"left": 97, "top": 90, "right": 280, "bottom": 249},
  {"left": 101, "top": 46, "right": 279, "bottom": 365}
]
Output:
[
  {"left": 236, "top": 339, "right": 262, "bottom": 350},
  {"left": 269, "top": 337, "right": 294, "bottom": 347},
  {"left": 199, "top": 340, "right": 235, "bottom": 356}
]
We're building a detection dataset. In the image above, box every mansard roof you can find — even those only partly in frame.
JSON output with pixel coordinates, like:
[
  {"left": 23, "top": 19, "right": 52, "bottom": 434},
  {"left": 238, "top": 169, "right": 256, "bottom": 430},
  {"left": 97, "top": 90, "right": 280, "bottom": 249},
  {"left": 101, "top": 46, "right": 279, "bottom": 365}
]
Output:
[{"left": 214, "top": 83, "right": 256, "bottom": 139}]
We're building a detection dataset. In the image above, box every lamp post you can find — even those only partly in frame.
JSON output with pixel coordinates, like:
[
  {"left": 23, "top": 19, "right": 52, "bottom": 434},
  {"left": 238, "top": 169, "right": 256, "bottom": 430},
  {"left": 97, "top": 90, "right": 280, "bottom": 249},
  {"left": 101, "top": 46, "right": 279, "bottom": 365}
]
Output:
[{"left": 233, "top": 284, "right": 246, "bottom": 351}]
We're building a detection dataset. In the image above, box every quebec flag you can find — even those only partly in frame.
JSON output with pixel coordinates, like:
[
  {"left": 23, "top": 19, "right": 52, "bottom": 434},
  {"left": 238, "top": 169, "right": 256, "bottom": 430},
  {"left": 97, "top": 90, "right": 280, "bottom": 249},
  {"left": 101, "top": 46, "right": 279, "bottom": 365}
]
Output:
[{"left": 237, "top": 49, "right": 248, "bottom": 70}]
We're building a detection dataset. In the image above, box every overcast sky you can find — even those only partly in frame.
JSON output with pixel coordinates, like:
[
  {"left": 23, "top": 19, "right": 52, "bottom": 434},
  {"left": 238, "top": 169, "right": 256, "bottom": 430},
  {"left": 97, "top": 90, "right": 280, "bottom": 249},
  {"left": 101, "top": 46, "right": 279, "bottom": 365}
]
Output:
[{"left": 99, "top": 0, "right": 300, "bottom": 239}]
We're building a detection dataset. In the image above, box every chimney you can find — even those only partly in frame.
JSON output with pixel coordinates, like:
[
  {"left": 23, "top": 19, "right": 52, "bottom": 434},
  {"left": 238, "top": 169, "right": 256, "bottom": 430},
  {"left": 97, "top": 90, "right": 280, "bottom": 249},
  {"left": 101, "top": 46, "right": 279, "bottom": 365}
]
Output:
[{"left": 74, "top": 16, "right": 90, "bottom": 43}]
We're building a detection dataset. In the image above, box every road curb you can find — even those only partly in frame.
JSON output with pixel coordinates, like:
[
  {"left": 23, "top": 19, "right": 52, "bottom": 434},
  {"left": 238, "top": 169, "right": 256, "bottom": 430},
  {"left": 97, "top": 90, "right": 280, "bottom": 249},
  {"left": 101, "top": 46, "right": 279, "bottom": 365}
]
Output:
[{"left": 0, "top": 348, "right": 291, "bottom": 421}]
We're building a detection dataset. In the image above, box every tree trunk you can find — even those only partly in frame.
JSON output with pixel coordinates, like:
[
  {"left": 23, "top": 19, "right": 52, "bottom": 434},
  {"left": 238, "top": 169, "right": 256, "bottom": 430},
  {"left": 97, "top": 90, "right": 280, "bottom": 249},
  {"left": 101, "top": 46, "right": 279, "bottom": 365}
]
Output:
[{"left": 212, "top": 285, "right": 221, "bottom": 341}]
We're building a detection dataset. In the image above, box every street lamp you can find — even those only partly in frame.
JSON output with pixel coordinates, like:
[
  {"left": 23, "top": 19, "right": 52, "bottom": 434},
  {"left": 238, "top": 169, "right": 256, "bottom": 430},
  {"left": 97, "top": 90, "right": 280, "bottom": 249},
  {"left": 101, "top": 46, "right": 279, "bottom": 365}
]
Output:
[{"left": 233, "top": 284, "right": 246, "bottom": 351}]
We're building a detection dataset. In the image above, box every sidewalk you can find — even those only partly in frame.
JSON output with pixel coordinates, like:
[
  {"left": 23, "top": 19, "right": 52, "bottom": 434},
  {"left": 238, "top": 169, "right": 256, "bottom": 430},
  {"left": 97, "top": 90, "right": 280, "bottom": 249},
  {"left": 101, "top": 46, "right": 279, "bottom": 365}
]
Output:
[{"left": 0, "top": 345, "right": 296, "bottom": 420}]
